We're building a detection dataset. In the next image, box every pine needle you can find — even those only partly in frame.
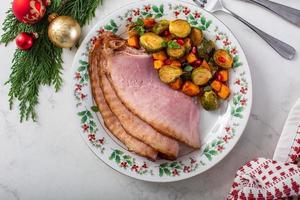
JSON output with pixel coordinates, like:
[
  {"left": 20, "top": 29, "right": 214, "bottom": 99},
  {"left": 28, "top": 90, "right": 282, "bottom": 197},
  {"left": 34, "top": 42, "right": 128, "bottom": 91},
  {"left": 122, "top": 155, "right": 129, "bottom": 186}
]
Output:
[{"left": 1, "top": 0, "right": 102, "bottom": 122}]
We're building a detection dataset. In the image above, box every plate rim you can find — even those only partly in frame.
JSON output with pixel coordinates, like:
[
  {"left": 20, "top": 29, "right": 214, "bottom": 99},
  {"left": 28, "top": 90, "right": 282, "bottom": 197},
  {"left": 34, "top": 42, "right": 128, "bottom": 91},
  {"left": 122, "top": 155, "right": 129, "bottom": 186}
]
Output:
[{"left": 72, "top": 0, "right": 253, "bottom": 182}]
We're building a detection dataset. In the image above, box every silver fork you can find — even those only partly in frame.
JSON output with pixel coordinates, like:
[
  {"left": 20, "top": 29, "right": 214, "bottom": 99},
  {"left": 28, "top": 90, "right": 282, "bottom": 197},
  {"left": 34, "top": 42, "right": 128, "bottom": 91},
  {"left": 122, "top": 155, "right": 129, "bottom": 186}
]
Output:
[{"left": 193, "top": 0, "right": 296, "bottom": 60}]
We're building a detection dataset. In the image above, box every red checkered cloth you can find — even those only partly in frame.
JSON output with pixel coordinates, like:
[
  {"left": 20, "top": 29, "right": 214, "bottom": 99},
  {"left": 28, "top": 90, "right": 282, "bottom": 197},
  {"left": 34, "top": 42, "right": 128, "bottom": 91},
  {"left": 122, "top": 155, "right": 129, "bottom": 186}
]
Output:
[{"left": 228, "top": 99, "right": 300, "bottom": 200}]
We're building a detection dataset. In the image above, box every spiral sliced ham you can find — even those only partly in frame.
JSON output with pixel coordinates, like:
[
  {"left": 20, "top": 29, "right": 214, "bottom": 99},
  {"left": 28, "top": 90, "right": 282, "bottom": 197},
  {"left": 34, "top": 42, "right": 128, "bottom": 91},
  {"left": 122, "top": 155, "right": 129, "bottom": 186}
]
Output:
[
  {"left": 104, "top": 36, "right": 201, "bottom": 149},
  {"left": 89, "top": 37, "right": 158, "bottom": 160}
]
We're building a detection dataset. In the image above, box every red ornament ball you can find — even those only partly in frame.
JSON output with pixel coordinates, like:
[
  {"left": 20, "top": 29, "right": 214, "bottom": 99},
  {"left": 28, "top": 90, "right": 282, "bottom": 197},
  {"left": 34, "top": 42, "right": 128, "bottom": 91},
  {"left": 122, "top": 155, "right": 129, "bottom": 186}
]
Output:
[
  {"left": 15, "top": 32, "right": 34, "bottom": 50},
  {"left": 12, "top": 0, "right": 47, "bottom": 24}
]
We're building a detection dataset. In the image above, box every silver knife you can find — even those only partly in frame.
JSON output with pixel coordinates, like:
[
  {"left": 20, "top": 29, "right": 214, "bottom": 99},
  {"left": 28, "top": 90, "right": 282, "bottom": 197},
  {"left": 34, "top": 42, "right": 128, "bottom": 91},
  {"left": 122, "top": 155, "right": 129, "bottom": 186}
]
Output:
[{"left": 246, "top": 0, "right": 300, "bottom": 27}]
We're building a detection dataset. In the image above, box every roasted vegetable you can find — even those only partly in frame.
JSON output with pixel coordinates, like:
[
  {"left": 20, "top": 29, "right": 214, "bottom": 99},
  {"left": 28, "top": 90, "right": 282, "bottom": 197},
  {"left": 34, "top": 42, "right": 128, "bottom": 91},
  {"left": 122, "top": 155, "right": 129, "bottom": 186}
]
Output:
[
  {"left": 213, "top": 49, "right": 233, "bottom": 69},
  {"left": 152, "top": 20, "right": 169, "bottom": 35},
  {"left": 182, "top": 81, "right": 201, "bottom": 96},
  {"left": 210, "top": 80, "right": 222, "bottom": 92},
  {"left": 200, "top": 91, "right": 220, "bottom": 111},
  {"left": 190, "top": 28, "right": 203, "bottom": 46},
  {"left": 186, "top": 52, "right": 197, "bottom": 64},
  {"left": 140, "top": 33, "right": 165, "bottom": 52},
  {"left": 183, "top": 65, "right": 193, "bottom": 72},
  {"left": 170, "top": 60, "right": 182, "bottom": 67},
  {"left": 127, "top": 36, "right": 140, "bottom": 48},
  {"left": 167, "top": 45, "right": 185, "bottom": 59},
  {"left": 153, "top": 60, "right": 164, "bottom": 69},
  {"left": 169, "top": 19, "right": 191, "bottom": 38},
  {"left": 143, "top": 18, "right": 156, "bottom": 28},
  {"left": 197, "top": 39, "right": 215, "bottom": 61},
  {"left": 184, "top": 38, "right": 192, "bottom": 54},
  {"left": 200, "top": 60, "right": 211, "bottom": 72},
  {"left": 191, "top": 67, "right": 212, "bottom": 86},
  {"left": 181, "top": 72, "right": 192, "bottom": 81},
  {"left": 152, "top": 51, "right": 167, "bottom": 61},
  {"left": 159, "top": 65, "right": 183, "bottom": 83},
  {"left": 169, "top": 78, "right": 183, "bottom": 90},
  {"left": 217, "top": 70, "right": 229, "bottom": 82},
  {"left": 218, "top": 84, "right": 231, "bottom": 99},
  {"left": 208, "top": 61, "right": 219, "bottom": 76}
]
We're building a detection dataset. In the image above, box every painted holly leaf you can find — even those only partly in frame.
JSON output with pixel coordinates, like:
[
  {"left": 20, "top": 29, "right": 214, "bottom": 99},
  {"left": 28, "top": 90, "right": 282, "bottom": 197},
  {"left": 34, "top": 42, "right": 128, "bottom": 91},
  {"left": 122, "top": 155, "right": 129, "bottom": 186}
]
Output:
[
  {"left": 89, "top": 120, "right": 96, "bottom": 127},
  {"left": 109, "top": 152, "right": 116, "bottom": 160},
  {"left": 81, "top": 115, "right": 88, "bottom": 123},
  {"left": 198, "top": 25, "right": 206, "bottom": 31},
  {"left": 234, "top": 113, "right": 243, "bottom": 118},
  {"left": 115, "top": 149, "right": 124, "bottom": 155},
  {"left": 78, "top": 66, "right": 86, "bottom": 72},
  {"left": 208, "top": 150, "right": 218, "bottom": 155},
  {"left": 141, "top": 11, "right": 148, "bottom": 16},
  {"left": 146, "top": 13, "right": 153, "bottom": 18},
  {"left": 152, "top": 5, "right": 159, "bottom": 13},
  {"left": 115, "top": 155, "right": 121, "bottom": 163},
  {"left": 164, "top": 168, "right": 171, "bottom": 176},
  {"left": 190, "top": 20, "right": 198, "bottom": 26},
  {"left": 189, "top": 14, "right": 195, "bottom": 20},
  {"left": 155, "top": 13, "right": 163, "bottom": 19},
  {"left": 206, "top": 20, "right": 212, "bottom": 28},
  {"left": 110, "top": 20, "right": 117, "bottom": 28},
  {"left": 104, "top": 25, "right": 113, "bottom": 31},
  {"left": 79, "top": 60, "right": 88, "bottom": 65},
  {"left": 159, "top": 168, "right": 164, "bottom": 177},
  {"left": 201, "top": 16, "right": 206, "bottom": 25},
  {"left": 78, "top": 111, "right": 86, "bottom": 116},
  {"left": 159, "top": 4, "right": 164, "bottom": 13},
  {"left": 205, "top": 153, "right": 212, "bottom": 161},
  {"left": 91, "top": 106, "right": 99, "bottom": 112},
  {"left": 236, "top": 107, "right": 243, "bottom": 112}
]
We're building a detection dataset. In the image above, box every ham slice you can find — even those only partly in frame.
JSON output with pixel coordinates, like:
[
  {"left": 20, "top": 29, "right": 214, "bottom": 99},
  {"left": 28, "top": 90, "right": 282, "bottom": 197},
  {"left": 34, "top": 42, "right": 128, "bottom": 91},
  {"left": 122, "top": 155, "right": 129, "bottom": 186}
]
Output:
[
  {"left": 105, "top": 44, "right": 200, "bottom": 148},
  {"left": 89, "top": 37, "right": 158, "bottom": 160},
  {"left": 95, "top": 33, "right": 179, "bottom": 159}
]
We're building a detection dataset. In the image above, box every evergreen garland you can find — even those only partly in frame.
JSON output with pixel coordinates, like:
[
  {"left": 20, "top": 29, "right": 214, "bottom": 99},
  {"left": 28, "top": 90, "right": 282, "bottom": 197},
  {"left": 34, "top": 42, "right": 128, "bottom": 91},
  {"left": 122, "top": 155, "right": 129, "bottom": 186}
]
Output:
[{"left": 1, "top": 0, "right": 102, "bottom": 122}]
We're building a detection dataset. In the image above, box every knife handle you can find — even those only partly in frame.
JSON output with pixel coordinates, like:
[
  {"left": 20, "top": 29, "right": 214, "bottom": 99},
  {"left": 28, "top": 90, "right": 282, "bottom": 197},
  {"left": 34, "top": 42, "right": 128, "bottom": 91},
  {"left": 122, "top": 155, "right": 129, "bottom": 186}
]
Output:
[
  {"left": 224, "top": 8, "right": 296, "bottom": 60},
  {"left": 248, "top": 0, "right": 300, "bottom": 27}
]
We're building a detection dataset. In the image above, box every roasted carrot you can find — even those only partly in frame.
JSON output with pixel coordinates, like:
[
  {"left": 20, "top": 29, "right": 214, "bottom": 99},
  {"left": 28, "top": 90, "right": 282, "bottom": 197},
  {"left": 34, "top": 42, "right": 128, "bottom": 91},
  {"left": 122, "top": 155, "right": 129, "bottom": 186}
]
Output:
[
  {"left": 186, "top": 53, "right": 197, "bottom": 64},
  {"left": 218, "top": 84, "right": 231, "bottom": 99},
  {"left": 182, "top": 81, "right": 201, "bottom": 96},
  {"left": 218, "top": 70, "right": 229, "bottom": 82},
  {"left": 210, "top": 80, "right": 222, "bottom": 92},
  {"left": 170, "top": 60, "right": 182, "bottom": 67},
  {"left": 143, "top": 18, "right": 156, "bottom": 28},
  {"left": 169, "top": 78, "right": 183, "bottom": 90},
  {"left": 153, "top": 60, "right": 164, "bottom": 70},
  {"left": 127, "top": 36, "right": 139, "bottom": 48},
  {"left": 152, "top": 51, "right": 167, "bottom": 61}
]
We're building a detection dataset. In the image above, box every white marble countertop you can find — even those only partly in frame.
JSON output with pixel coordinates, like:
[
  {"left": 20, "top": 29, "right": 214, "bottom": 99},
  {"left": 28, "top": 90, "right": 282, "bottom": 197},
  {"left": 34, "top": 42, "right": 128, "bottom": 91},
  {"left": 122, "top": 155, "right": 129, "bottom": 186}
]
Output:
[{"left": 0, "top": 0, "right": 300, "bottom": 199}]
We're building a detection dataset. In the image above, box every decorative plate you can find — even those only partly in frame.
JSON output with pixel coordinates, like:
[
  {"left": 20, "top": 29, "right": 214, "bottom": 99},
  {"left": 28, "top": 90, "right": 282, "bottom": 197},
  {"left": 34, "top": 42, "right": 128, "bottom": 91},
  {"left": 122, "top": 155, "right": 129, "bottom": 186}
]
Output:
[{"left": 72, "top": 0, "right": 252, "bottom": 182}]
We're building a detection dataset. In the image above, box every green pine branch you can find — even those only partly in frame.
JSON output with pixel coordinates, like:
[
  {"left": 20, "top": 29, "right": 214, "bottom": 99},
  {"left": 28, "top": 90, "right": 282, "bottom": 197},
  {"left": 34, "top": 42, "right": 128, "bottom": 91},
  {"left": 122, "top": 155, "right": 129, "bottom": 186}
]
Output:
[
  {"left": 57, "top": 0, "right": 102, "bottom": 26},
  {"left": 1, "top": 0, "right": 102, "bottom": 122}
]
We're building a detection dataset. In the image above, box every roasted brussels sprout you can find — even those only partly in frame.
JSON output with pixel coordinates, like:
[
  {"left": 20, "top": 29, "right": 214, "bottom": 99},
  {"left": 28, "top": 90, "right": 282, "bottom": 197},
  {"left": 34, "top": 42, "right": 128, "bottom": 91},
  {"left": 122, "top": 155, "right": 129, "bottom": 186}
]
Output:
[
  {"left": 167, "top": 45, "right": 186, "bottom": 59},
  {"left": 159, "top": 65, "right": 183, "bottom": 83},
  {"left": 152, "top": 20, "right": 170, "bottom": 35},
  {"left": 208, "top": 61, "right": 219, "bottom": 76},
  {"left": 169, "top": 19, "right": 191, "bottom": 38},
  {"left": 140, "top": 33, "right": 165, "bottom": 52},
  {"left": 200, "top": 90, "right": 219, "bottom": 111},
  {"left": 181, "top": 71, "right": 192, "bottom": 82},
  {"left": 184, "top": 38, "right": 192, "bottom": 54},
  {"left": 213, "top": 49, "right": 233, "bottom": 69},
  {"left": 191, "top": 67, "right": 212, "bottom": 86},
  {"left": 190, "top": 28, "right": 203, "bottom": 46},
  {"left": 197, "top": 39, "right": 215, "bottom": 61}
]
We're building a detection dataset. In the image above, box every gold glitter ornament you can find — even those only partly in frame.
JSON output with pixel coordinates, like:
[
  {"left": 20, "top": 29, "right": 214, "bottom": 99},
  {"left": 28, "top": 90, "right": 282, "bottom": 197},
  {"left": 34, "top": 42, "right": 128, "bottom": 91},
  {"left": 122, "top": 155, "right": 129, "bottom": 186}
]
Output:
[{"left": 48, "top": 13, "right": 81, "bottom": 48}]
